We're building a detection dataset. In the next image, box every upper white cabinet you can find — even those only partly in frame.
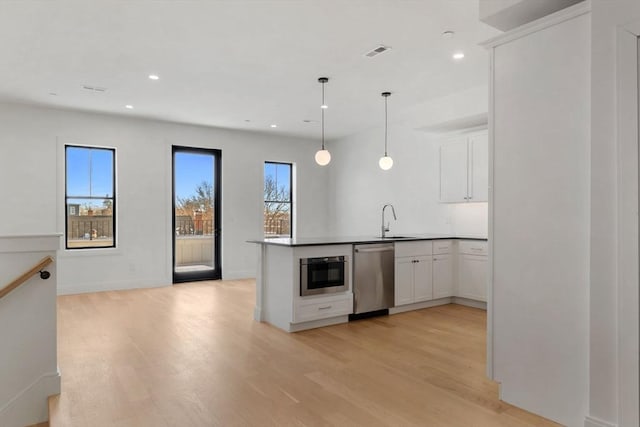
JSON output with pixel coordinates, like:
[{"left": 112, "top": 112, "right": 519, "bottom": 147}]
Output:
[
  {"left": 439, "top": 131, "right": 488, "bottom": 203},
  {"left": 439, "top": 138, "right": 469, "bottom": 202},
  {"left": 469, "top": 133, "right": 488, "bottom": 202}
]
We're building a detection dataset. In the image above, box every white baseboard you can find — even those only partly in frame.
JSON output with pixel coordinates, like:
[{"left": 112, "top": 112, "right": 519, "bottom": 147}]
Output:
[
  {"left": 389, "top": 297, "right": 453, "bottom": 314},
  {"left": 585, "top": 415, "right": 617, "bottom": 427},
  {"left": 254, "top": 306, "right": 262, "bottom": 321},
  {"left": 288, "top": 315, "right": 349, "bottom": 332},
  {"left": 58, "top": 278, "right": 171, "bottom": 295},
  {"left": 59, "top": 272, "right": 254, "bottom": 295},
  {"left": 222, "top": 270, "right": 254, "bottom": 280},
  {"left": 452, "top": 297, "right": 487, "bottom": 310},
  {"left": 0, "top": 370, "right": 61, "bottom": 427}
]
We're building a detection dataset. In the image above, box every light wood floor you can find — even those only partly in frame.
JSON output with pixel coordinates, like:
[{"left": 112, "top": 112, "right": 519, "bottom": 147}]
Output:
[{"left": 51, "top": 279, "right": 560, "bottom": 427}]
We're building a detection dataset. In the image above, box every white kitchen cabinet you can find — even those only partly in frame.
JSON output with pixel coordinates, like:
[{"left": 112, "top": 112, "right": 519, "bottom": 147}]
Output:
[
  {"left": 459, "top": 255, "right": 487, "bottom": 301},
  {"left": 469, "top": 133, "right": 488, "bottom": 202},
  {"left": 413, "top": 256, "right": 433, "bottom": 302},
  {"left": 293, "top": 293, "right": 353, "bottom": 323},
  {"left": 394, "top": 241, "right": 433, "bottom": 306},
  {"left": 439, "top": 139, "right": 469, "bottom": 202},
  {"left": 395, "top": 258, "right": 415, "bottom": 306},
  {"left": 439, "top": 131, "right": 488, "bottom": 203},
  {"left": 457, "top": 240, "right": 488, "bottom": 302},
  {"left": 433, "top": 254, "right": 453, "bottom": 299},
  {"left": 432, "top": 240, "right": 453, "bottom": 299}
]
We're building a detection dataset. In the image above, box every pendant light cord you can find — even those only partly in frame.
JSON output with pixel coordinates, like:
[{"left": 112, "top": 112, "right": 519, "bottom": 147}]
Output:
[
  {"left": 321, "top": 81, "right": 325, "bottom": 150},
  {"left": 384, "top": 95, "right": 388, "bottom": 156}
]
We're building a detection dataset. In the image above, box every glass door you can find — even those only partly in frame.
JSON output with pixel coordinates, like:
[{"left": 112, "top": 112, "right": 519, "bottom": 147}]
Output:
[{"left": 172, "top": 146, "right": 221, "bottom": 283}]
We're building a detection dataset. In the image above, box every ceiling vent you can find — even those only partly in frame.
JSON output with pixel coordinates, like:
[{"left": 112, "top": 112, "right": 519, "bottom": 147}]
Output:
[
  {"left": 82, "top": 85, "right": 107, "bottom": 92},
  {"left": 364, "top": 45, "right": 391, "bottom": 58}
]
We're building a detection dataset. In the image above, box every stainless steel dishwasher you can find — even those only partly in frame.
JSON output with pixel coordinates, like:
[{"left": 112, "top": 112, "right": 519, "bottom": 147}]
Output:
[{"left": 353, "top": 243, "right": 395, "bottom": 315}]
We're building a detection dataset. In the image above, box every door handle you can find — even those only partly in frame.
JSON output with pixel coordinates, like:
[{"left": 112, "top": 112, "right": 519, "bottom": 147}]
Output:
[{"left": 355, "top": 247, "right": 395, "bottom": 253}]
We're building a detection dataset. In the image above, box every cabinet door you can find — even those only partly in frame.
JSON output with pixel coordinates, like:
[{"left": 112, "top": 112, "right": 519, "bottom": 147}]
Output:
[
  {"left": 459, "top": 254, "right": 488, "bottom": 301},
  {"left": 469, "top": 133, "right": 488, "bottom": 202},
  {"left": 394, "top": 258, "right": 414, "bottom": 306},
  {"left": 440, "top": 139, "right": 469, "bottom": 202},
  {"left": 413, "top": 256, "right": 433, "bottom": 302},
  {"left": 433, "top": 254, "right": 453, "bottom": 299}
]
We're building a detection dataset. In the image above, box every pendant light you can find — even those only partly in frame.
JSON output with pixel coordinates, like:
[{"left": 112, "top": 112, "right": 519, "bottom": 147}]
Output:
[
  {"left": 379, "top": 91, "right": 393, "bottom": 170},
  {"left": 315, "top": 77, "right": 331, "bottom": 166}
]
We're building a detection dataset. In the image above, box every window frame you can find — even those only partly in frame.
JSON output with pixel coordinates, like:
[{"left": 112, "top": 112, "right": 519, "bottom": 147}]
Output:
[
  {"left": 264, "top": 161, "right": 293, "bottom": 238},
  {"left": 64, "top": 145, "right": 116, "bottom": 250}
]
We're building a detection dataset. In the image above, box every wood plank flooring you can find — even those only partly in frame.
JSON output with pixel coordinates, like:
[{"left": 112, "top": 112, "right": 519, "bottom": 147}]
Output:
[{"left": 51, "top": 279, "right": 560, "bottom": 427}]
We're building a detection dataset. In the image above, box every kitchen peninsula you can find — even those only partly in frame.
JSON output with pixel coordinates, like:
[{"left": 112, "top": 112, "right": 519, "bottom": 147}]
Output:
[{"left": 249, "top": 234, "right": 488, "bottom": 332}]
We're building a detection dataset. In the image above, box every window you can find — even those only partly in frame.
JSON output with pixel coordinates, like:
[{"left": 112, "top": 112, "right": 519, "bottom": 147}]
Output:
[
  {"left": 65, "top": 146, "right": 115, "bottom": 249},
  {"left": 264, "top": 162, "right": 292, "bottom": 238}
]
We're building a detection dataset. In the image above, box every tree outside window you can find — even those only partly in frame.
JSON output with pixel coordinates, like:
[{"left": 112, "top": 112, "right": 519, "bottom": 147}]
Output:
[{"left": 264, "top": 162, "right": 292, "bottom": 237}]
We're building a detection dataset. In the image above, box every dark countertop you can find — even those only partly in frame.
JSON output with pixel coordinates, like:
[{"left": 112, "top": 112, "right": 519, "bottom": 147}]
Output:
[{"left": 248, "top": 234, "right": 488, "bottom": 247}]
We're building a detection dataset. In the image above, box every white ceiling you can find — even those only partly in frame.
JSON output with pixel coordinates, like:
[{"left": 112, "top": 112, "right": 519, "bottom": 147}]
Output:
[{"left": 0, "top": 0, "right": 499, "bottom": 140}]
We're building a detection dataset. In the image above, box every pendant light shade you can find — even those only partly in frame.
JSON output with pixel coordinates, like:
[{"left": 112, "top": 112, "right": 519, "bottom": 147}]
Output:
[
  {"left": 379, "top": 155, "right": 393, "bottom": 170},
  {"left": 315, "top": 149, "right": 331, "bottom": 166},
  {"left": 316, "top": 77, "right": 331, "bottom": 166},
  {"left": 379, "top": 91, "right": 393, "bottom": 170}
]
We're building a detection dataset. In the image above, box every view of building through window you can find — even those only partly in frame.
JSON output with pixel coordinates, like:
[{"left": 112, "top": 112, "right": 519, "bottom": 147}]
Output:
[
  {"left": 264, "top": 162, "right": 292, "bottom": 237},
  {"left": 65, "top": 146, "right": 115, "bottom": 249}
]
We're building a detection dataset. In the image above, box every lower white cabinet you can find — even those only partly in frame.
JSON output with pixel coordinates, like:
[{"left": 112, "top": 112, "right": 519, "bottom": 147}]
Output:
[
  {"left": 413, "top": 256, "right": 433, "bottom": 301},
  {"left": 458, "top": 255, "right": 487, "bottom": 301},
  {"left": 395, "top": 256, "right": 433, "bottom": 305},
  {"left": 395, "top": 257, "right": 414, "bottom": 306},
  {"left": 433, "top": 254, "right": 454, "bottom": 299},
  {"left": 293, "top": 293, "right": 352, "bottom": 323},
  {"left": 394, "top": 239, "right": 487, "bottom": 308},
  {"left": 395, "top": 241, "right": 433, "bottom": 306},
  {"left": 457, "top": 240, "right": 488, "bottom": 302}
]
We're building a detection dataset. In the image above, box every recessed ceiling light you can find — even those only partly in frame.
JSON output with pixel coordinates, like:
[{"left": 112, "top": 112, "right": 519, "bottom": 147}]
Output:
[
  {"left": 321, "top": 104, "right": 328, "bottom": 109},
  {"left": 364, "top": 45, "right": 391, "bottom": 58},
  {"left": 270, "top": 124, "right": 277, "bottom": 128},
  {"left": 442, "top": 31, "right": 455, "bottom": 39},
  {"left": 453, "top": 52, "right": 465, "bottom": 60},
  {"left": 148, "top": 74, "right": 159, "bottom": 80},
  {"left": 125, "top": 105, "right": 133, "bottom": 109}
]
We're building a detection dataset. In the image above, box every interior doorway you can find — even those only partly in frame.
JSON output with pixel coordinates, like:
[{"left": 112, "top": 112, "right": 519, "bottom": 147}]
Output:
[{"left": 172, "top": 146, "right": 221, "bottom": 283}]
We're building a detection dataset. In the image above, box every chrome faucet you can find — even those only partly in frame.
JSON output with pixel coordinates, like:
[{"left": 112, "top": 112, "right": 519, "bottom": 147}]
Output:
[{"left": 381, "top": 204, "right": 397, "bottom": 238}]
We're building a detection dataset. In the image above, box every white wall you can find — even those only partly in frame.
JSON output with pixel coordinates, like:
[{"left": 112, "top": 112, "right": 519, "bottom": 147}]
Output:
[
  {"left": 0, "top": 235, "right": 60, "bottom": 427},
  {"left": 590, "top": 1, "right": 640, "bottom": 426},
  {"left": 450, "top": 202, "right": 488, "bottom": 236},
  {"left": 0, "top": 102, "right": 330, "bottom": 294},
  {"left": 488, "top": 7, "right": 590, "bottom": 427},
  {"left": 327, "top": 125, "right": 491, "bottom": 238},
  {"left": 327, "top": 85, "right": 489, "bottom": 238},
  {"left": 327, "top": 125, "right": 452, "bottom": 237}
]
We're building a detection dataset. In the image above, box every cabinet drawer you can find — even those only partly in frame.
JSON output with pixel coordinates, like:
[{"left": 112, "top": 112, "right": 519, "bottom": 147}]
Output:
[
  {"left": 395, "top": 241, "right": 432, "bottom": 257},
  {"left": 458, "top": 240, "right": 488, "bottom": 255},
  {"left": 293, "top": 295, "right": 352, "bottom": 323},
  {"left": 433, "top": 240, "right": 452, "bottom": 254}
]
